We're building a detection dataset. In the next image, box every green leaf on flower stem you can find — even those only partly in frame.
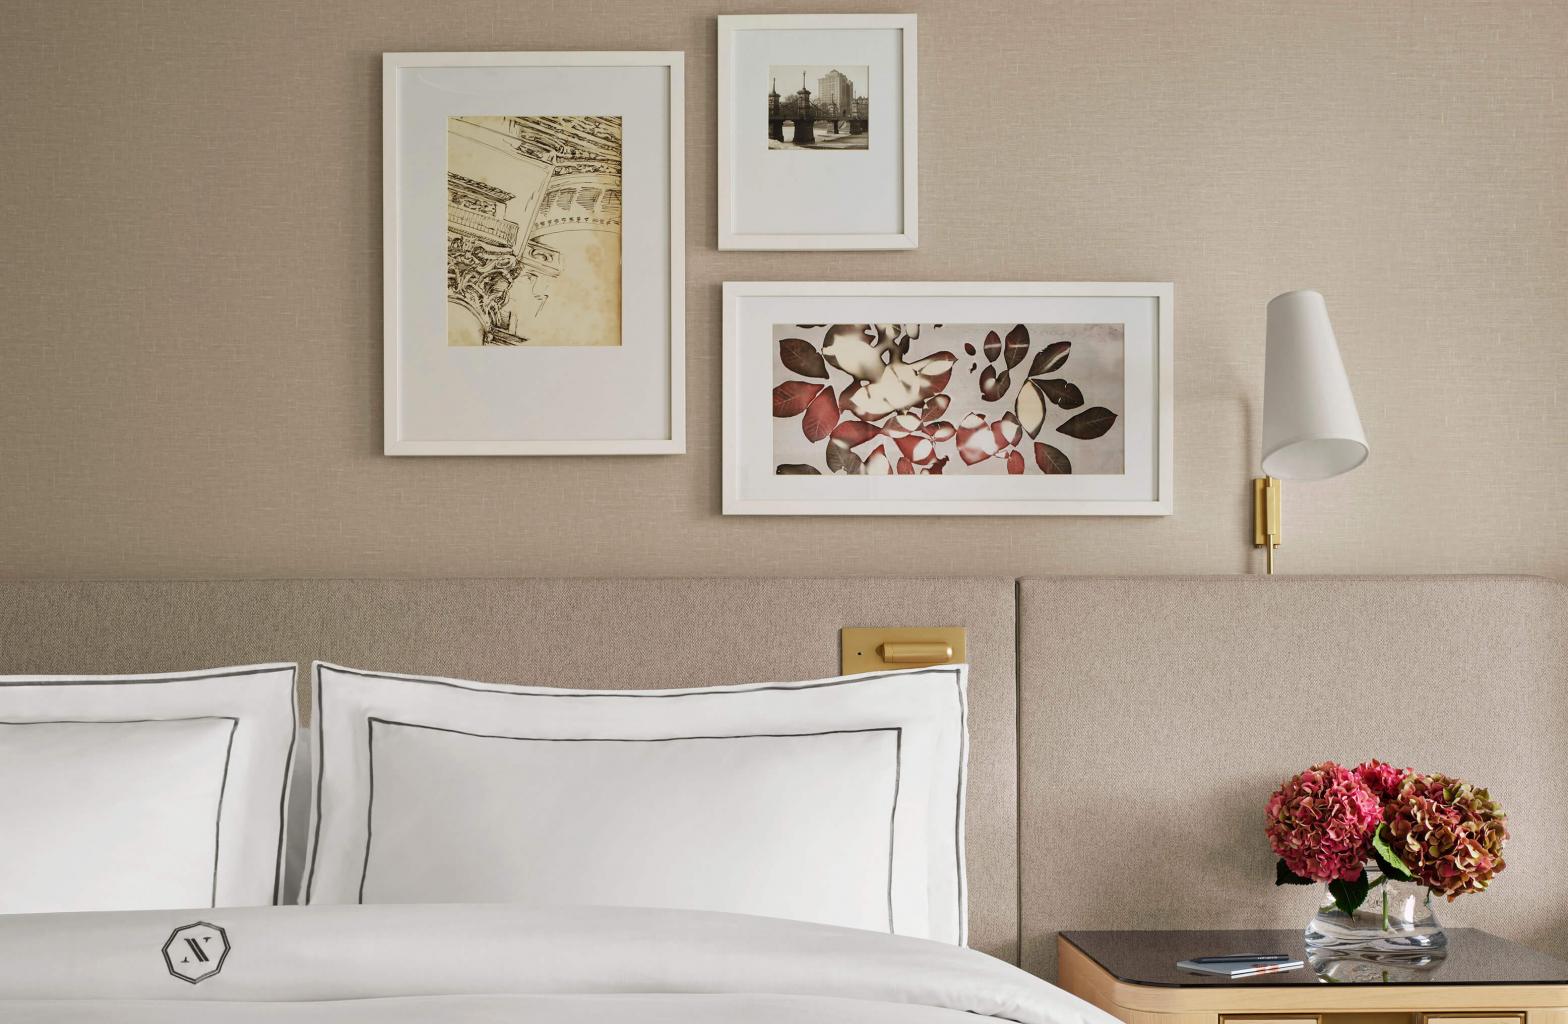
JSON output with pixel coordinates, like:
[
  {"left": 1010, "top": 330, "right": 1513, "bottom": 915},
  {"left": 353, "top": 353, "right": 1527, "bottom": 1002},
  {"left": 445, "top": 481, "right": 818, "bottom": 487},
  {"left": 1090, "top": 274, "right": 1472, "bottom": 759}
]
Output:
[
  {"left": 1329, "top": 870, "right": 1371, "bottom": 917},
  {"left": 1371, "top": 830, "right": 1415, "bottom": 880},
  {"left": 1275, "top": 859, "right": 1313, "bottom": 886}
]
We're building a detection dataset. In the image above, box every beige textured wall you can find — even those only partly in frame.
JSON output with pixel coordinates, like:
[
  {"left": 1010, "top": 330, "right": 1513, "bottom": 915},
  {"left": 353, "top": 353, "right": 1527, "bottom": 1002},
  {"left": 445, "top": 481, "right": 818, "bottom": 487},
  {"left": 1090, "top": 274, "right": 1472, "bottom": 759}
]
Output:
[{"left": 1, "top": 1, "right": 1564, "bottom": 580}]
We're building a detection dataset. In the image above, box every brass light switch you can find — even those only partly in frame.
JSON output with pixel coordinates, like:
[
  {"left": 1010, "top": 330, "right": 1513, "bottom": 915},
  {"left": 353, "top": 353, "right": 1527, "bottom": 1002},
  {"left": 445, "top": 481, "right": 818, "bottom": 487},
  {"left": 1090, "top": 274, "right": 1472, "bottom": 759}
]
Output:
[{"left": 841, "top": 627, "right": 967, "bottom": 675}]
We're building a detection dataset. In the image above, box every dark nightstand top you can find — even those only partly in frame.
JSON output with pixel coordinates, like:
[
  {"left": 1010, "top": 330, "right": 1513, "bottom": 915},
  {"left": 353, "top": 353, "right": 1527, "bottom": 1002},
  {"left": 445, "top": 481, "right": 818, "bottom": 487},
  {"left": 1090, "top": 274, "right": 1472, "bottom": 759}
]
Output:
[{"left": 1059, "top": 929, "right": 1568, "bottom": 988}]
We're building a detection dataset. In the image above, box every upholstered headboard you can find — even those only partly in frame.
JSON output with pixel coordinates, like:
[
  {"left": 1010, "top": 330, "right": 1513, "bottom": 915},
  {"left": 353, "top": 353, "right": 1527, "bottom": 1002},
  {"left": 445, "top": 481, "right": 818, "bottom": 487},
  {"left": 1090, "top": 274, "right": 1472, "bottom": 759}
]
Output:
[
  {"left": 3, "top": 574, "right": 1564, "bottom": 972},
  {"left": 1018, "top": 575, "right": 1568, "bottom": 977},
  {"left": 0, "top": 577, "right": 1019, "bottom": 960}
]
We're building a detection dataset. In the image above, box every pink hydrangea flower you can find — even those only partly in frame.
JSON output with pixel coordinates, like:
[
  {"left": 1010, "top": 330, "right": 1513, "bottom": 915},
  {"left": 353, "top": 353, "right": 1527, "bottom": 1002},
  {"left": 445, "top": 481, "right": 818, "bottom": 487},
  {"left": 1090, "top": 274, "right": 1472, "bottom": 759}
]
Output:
[
  {"left": 1265, "top": 762, "right": 1382, "bottom": 883},
  {"left": 1384, "top": 773, "right": 1508, "bottom": 899},
  {"left": 1355, "top": 759, "right": 1411, "bottom": 803}
]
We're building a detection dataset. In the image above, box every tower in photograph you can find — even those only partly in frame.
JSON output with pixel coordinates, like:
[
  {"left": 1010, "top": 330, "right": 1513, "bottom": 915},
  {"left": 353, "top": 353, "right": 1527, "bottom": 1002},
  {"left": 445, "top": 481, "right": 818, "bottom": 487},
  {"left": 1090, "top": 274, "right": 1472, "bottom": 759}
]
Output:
[{"left": 817, "top": 69, "right": 854, "bottom": 115}]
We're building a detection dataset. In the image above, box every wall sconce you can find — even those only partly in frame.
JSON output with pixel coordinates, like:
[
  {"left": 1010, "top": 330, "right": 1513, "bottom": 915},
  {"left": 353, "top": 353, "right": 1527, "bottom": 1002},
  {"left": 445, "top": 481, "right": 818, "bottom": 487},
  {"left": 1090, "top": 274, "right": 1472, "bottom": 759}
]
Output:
[{"left": 1254, "top": 290, "right": 1368, "bottom": 574}]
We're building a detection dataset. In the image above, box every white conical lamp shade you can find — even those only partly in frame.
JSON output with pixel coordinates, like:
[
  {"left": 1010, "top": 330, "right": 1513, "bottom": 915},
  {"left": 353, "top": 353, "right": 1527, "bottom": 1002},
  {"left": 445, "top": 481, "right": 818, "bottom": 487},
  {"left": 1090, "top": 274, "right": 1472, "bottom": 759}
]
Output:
[{"left": 1260, "top": 290, "right": 1369, "bottom": 480}]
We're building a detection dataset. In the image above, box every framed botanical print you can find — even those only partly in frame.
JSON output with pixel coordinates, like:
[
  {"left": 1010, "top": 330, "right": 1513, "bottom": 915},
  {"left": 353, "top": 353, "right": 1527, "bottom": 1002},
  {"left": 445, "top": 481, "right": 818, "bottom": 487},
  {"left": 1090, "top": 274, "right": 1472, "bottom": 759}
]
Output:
[
  {"left": 723, "top": 282, "right": 1174, "bottom": 515},
  {"left": 717, "top": 15, "right": 917, "bottom": 250},
  {"left": 383, "top": 52, "right": 684, "bottom": 455}
]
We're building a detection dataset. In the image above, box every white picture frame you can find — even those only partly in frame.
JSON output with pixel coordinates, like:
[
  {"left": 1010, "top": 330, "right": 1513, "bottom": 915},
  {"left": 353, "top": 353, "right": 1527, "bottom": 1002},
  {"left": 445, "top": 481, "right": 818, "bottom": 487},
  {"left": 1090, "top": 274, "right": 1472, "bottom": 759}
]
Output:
[
  {"left": 723, "top": 281, "right": 1174, "bottom": 516},
  {"left": 717, "top": 15, "right": 917, "bottom": 251},
  {"left": 383, "top": 51, "right": 685, "bottom": 455}
]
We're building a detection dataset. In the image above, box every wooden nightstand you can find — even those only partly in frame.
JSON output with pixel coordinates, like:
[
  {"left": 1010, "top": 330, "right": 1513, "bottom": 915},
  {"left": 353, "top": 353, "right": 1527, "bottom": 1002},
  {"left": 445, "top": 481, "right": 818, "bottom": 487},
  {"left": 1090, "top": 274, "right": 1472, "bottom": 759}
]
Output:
[{"left": 1059, "top": 930, "right": 1568, "bottom": 1024}]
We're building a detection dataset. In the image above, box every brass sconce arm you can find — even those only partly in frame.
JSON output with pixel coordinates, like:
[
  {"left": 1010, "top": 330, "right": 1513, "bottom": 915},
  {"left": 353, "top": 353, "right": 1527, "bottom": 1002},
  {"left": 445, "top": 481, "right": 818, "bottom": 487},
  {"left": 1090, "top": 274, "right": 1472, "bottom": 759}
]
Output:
[{"left": 1253, "top": 476, "right": 1281, "bottom": 574}]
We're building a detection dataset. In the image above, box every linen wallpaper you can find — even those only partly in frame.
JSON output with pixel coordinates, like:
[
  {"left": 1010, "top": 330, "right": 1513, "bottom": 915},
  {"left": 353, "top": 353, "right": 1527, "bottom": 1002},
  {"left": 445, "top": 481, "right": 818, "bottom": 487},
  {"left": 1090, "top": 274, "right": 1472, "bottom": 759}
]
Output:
[{"left": 0, "top": 0, "right": 1563, "bottom": 579}]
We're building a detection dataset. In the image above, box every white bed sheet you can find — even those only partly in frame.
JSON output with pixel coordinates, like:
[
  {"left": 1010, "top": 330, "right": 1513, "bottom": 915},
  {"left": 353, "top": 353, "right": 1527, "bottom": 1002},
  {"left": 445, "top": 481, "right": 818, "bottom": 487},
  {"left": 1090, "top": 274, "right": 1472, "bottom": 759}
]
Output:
[{"left": 0, "top": 904, "right": 1115, "bottom": 1024}]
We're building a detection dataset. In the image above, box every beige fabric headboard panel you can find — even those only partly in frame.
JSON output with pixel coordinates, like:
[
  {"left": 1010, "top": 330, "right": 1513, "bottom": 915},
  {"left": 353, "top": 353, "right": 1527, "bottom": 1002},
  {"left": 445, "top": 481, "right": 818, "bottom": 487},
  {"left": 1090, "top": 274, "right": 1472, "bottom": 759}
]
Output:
[
  {"left": 0, "top": 576, "right": 1018, "bottom": 961},
  {"left": 1018, "top": 574, "right": 1568, "bottom": 978}
]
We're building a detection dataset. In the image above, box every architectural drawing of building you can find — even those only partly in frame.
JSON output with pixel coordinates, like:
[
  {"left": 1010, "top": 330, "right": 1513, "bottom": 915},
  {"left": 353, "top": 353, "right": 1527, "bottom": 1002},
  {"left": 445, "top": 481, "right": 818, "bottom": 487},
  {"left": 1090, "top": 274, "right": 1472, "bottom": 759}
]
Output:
[{"left": 446, "top": 115, "right": 622, "bottom": 347}]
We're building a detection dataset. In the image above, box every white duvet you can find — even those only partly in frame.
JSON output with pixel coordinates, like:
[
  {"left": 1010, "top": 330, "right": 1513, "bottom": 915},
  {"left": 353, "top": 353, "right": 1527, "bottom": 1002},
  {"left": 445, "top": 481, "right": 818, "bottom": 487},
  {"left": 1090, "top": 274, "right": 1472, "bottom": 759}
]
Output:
[{"left": 0, "top": 904, "right": 1116, "bottom": 1024}]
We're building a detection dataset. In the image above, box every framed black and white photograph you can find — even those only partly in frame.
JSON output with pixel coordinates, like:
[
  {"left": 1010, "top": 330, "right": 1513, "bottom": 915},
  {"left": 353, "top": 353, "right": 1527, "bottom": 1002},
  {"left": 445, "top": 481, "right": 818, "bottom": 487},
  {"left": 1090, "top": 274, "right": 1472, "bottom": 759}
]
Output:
[
  {"left": 717, "top": 15, "right": 917, "bottom": 251},
  {"left": 723, "top": 282, "right": 1174, "bottom": 516},
  {"left": 383, "top": 52, "right": 684, "bottom": 455}
]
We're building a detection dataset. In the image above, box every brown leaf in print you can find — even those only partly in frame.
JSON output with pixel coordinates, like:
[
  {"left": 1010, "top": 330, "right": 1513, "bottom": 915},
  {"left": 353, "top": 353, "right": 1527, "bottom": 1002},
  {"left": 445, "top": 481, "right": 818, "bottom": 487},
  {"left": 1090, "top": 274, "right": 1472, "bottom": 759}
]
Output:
[
  {"left": 982, "top": 330, "right": 1002, "bottom": 362},
  {"left": 773, "top": 380, "right": 826, "bottom": 417},
  {"left": 776, "top": 464, "right": 820, "bottom": 475},
  {"left": 1056, "top": 406, "right": 1118, "bottom": 440},
  {"left": 1034, "top": 442, "right": 1072, "bottom": 474},
  {"left": 992, "top": 411, "right": 1023, "bottom": 450},
  {"left": 801, "top": 386, "right": 840, "bottom": 442},
  {"left": 1028, "top": 341, "right": 1070, "bottom": 377},
  {"left": 1005, "top": 449, "right": 1026, "bottom": 474},
  {"left": 863, "top": 447, "right": 893, "bottom": 475},
  {"left": 979, "top": 365, "right": 1010, "bottom": 402},
  {"left": 778, "top": 338, "right": 829, "bottom": 379},
  {"left": 825, "top": 439, "right": 863, "bottom": 475},
  {"left": 1003, "top": 324, "right": 1030, "bottom": 369},
  {"left": 1036, "top": 378, "right": 1084, "bottom": 409}
]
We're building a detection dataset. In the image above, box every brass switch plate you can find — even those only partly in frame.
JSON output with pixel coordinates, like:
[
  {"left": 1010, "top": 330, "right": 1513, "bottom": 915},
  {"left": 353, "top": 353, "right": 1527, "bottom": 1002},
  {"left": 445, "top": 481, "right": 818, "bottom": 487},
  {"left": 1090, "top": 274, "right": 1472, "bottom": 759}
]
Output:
[{"left": 841, "top": 627, "right": 967, "bottom": 675}]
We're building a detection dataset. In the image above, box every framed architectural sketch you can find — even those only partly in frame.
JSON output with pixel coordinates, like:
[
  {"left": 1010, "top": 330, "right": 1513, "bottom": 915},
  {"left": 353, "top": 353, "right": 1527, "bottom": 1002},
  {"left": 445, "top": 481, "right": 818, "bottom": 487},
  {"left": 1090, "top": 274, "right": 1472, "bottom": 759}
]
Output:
[
  {"left": 723, "top": 282, "right": 1174, "bottom": 515},
  {"left": 383, "top": 52, "right": 684, "bottom": 455},
  {"left": 717, "top": 15, "right": 917, "bottom": 250}
]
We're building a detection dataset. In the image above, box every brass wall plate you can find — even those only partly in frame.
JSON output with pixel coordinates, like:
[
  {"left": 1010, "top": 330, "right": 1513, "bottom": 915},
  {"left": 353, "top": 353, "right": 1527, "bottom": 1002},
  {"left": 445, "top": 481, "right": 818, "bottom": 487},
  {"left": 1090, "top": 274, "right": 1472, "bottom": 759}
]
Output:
[{"left": 841, "top": 627, "right": 967, "bottom": 675}]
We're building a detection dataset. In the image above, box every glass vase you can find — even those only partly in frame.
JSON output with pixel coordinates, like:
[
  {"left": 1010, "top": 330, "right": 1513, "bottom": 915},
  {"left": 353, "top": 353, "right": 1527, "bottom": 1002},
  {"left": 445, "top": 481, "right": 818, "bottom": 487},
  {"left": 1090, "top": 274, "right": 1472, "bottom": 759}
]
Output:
[{"left": 1304, "top": 862, "right": 1447, "bottom": 978}]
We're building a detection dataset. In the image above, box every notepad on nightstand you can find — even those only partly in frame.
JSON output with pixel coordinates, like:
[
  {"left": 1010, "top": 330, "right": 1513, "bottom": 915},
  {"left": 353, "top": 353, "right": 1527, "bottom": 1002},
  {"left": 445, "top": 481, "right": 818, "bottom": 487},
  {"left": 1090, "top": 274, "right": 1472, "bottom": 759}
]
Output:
[{"left": 1176, "top": 956, "right": 1304, "bottom": 978}]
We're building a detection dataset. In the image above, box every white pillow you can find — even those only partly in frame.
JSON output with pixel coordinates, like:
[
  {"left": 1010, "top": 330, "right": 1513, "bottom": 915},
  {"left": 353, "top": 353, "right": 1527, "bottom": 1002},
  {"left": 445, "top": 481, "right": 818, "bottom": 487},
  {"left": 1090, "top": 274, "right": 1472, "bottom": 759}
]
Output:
[
  {"left": 0, "top": 664, "right": 298, "bottom": 914},
  {"left": 304, "top": 662, "right": 968, "bottom": 944}
]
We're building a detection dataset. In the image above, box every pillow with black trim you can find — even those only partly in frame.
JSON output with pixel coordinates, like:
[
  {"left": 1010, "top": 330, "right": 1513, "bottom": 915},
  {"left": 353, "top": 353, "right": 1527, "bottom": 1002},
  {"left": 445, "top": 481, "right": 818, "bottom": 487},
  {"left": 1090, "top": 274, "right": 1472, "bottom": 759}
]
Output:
[
  {"left": 0, "top": 664, "right": 298, "bottom": 914},
  {"left": 304, "top": 662, "right": 968, "bottom": 945}
]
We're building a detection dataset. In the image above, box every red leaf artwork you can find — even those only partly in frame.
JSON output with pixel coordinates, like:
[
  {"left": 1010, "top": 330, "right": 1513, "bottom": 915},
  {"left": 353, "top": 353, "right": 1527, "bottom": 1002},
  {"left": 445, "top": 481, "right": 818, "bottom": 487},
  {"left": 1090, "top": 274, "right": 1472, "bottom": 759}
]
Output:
[
  {"left": 829, "top": 419, "right": 881, "bottom": 448},
  {"left": 894, "top": 433, "right": 936, "bottom": 464},
  {"left": 773, "top": 381, "right": 826, "bottom": 417},
  {"left": 920, "top": 394, "right": 951, "bottom": 423},
  {"left": 956, "top": 412, "right": 998, "bottom": 465},
  {"left": 771, "top": 323, "right": 1116, "bottom": 481},
  {"left": 801, "top": 386, "right": 840, "bottom": 442}
]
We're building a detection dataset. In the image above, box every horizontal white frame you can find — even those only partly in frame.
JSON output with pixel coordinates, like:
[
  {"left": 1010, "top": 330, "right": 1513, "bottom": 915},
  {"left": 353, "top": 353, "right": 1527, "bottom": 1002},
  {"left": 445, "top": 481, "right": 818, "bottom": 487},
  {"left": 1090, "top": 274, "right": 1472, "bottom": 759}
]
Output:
[
  {"left": 717, "top": 15, "right": 917, "bottom": 251},
  {"left": 723, "top": 281, "right": 1174, "bottom": 516},
  {"left": 383, "top": 51, "right": 685, "bottom": 455}
]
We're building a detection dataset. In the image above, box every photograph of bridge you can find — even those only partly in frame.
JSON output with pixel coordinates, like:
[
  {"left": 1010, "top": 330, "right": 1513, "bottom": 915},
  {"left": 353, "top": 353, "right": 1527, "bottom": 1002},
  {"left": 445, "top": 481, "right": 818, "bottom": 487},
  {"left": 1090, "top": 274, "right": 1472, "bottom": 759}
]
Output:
[
  {"left": 446, "top": 115, "right": 623, "bottom": 347},
  {"left": 766, "top": 65, "right": 869, "bottom": 150}
]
